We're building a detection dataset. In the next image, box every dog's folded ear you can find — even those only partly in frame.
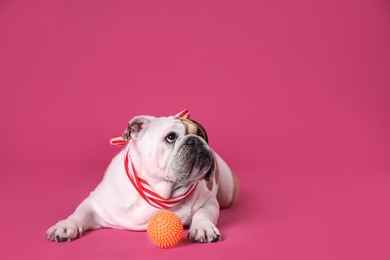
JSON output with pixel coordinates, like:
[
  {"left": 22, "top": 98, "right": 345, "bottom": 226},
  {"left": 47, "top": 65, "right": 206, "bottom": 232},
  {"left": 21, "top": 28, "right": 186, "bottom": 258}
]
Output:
[{"left": 122, "top": 116, "right": 154, "bottom": 141}]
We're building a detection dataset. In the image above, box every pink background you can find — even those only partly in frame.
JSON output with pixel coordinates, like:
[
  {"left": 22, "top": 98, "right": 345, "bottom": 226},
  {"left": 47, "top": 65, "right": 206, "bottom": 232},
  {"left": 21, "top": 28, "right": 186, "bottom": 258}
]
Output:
[{"left": 1, "top": 0, "right": 390, "bottom": 259}]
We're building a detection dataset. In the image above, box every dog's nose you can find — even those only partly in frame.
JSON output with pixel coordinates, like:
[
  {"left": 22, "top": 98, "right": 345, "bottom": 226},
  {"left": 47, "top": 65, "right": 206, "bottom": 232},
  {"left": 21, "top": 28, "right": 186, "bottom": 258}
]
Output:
[{"left": 186, "top": 136, "right": 202, "bottom": 145}]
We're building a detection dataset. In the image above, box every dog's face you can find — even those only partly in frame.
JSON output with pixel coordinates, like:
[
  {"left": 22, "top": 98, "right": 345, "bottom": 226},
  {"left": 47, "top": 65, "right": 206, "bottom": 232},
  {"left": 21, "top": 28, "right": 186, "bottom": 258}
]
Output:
[{"left": 122, "top": 116, "right": 215, "bottom": 186}]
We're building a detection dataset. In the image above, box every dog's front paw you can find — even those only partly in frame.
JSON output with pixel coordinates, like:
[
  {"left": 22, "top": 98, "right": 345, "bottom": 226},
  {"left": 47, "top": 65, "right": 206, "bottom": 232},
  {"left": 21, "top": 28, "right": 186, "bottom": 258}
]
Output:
[
  {"left": 46, "top": 219, "right": 83, "bottom": 242},
  {"left": 188, "top": 222, "right": 221, "bottom": 243}
]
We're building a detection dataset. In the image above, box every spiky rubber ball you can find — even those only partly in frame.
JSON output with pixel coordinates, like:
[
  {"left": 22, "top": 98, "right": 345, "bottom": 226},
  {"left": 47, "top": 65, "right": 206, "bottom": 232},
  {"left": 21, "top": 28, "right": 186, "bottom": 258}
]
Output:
[{"left": 147, "top": 211, "right": 183, "bottom": 248}]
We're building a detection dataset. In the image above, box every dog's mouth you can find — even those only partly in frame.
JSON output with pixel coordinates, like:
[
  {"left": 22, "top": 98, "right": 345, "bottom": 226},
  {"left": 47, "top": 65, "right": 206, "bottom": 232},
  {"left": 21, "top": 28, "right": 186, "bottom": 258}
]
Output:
[
  {"left": 187, "top": 151, "right": 214, "bottom": 180},
  {"left": 170, "top": 142, "right": 215, "bottom": 183}
]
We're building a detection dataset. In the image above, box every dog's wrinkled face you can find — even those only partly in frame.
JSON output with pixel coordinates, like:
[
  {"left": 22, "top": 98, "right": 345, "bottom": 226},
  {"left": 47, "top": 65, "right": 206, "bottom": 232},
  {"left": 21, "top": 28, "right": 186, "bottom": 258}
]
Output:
[{"left": 123, "top": 116, "right": 215, "bottom": 185}]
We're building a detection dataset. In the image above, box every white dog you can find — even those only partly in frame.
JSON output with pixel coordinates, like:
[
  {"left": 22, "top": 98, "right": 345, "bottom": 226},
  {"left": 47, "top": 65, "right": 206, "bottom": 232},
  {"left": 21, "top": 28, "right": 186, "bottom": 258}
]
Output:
[{"left": 46, "top": 110, "right": 239, "bottom": 243}]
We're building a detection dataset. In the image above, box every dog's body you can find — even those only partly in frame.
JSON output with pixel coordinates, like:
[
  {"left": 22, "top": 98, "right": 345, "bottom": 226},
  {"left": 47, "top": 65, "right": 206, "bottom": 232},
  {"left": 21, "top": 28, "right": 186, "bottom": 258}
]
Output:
[{"left": 46, "top": 114, "right": 239, "bottom": 243}]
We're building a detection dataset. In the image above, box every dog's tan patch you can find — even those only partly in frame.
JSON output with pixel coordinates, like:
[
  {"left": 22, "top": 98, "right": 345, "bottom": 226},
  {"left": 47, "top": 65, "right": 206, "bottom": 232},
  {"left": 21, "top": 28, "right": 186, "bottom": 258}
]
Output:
[
  {"left": 179, "top": 118, "right": 208, "bottom": 143},
  {"left": 206, "top": 180, "right": 213, "bottom": 191},
  {"left": 215, "top": 164, "right": 220, "bottom": 185},
  {"left": 206, "top": 164, "right": 219, "bottom": 191},
  {"left": 228, "top": 171, "right": 240, "bottom": 207},
  {"left": 182, "top": 119, "right": 198, "bottom": 135}
]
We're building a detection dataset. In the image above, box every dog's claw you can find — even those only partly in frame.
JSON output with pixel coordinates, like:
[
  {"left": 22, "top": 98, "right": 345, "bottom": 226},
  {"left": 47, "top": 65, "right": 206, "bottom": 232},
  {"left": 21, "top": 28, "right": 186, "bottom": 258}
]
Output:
[
  {"left": 46, "top": 219, "right": 83, "bottom": 242},
  {"left": 188, "top": 222, "right": 222, "bottom": 243}
]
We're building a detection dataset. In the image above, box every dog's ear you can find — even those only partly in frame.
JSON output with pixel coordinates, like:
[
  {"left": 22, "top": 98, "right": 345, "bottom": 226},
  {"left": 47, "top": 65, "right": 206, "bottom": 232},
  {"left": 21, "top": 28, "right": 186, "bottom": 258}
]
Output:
[{"left": 122, "top": 116, "right": 154, "bottom": 141}]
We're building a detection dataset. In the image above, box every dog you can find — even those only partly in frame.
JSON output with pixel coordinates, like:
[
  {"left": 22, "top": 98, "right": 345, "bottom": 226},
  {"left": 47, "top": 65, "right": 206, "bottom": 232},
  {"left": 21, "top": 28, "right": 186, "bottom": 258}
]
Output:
[{"left": 46, "top": 110, "right": 239, "bottom": 243}]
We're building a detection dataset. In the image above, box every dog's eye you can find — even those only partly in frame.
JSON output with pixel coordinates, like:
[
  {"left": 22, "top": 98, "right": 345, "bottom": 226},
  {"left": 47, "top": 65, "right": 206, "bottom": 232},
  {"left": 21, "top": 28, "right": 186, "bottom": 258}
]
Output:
[{"left": 166, "top": 133, "right": 177, "bottom": 143}]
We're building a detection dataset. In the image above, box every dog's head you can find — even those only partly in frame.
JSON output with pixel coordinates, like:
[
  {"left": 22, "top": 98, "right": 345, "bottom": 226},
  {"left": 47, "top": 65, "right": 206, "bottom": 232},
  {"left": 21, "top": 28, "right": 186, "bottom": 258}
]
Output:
[{"left": 122, "top": 116, "right": 215, "bottom": 186}]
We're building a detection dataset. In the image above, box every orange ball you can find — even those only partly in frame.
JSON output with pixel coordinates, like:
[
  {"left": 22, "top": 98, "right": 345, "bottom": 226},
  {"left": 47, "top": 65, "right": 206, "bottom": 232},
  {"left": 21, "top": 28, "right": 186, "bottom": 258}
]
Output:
[{"left": 147, "top": 211, "right": 183, "bottom": 248}]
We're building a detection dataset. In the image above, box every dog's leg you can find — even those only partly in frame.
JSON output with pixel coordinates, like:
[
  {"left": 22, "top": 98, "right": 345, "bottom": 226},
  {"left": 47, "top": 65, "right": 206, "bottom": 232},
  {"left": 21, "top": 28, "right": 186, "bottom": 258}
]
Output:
[
  {"left": 46, "top": 198, "right": 100, "bottom": 242},
  {"left": 188, "top": 197, "right": 221, "bottom": 243}
]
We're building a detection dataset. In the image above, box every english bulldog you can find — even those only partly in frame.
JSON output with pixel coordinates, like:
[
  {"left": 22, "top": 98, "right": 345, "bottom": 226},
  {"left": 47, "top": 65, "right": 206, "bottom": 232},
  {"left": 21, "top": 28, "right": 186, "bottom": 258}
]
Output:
[{"left": 46, "top": 110, "right": 239, "bottom": 243}]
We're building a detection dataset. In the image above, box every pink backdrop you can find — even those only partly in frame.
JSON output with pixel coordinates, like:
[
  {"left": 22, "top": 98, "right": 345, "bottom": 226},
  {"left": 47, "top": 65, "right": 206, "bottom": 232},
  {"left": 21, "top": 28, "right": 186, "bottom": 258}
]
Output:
[{"left": 1, "top": 0, "right": 389, "bottom": 259}]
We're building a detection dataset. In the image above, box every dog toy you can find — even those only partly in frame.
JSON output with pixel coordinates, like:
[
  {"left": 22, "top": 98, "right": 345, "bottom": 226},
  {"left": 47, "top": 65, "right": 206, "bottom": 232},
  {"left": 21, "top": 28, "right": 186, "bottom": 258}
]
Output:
[{"left": 147, "top": 211, "right": 183, "bottom": 248}]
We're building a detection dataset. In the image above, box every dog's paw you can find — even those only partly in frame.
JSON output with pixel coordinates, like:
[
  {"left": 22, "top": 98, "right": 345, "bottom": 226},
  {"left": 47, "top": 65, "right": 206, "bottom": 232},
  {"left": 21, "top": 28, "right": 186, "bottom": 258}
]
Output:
[
  {"left": 188, "top": 222, "right": 222, "bottom": 243},
  {"left": 46, "top": 219, "right": 83, "bottom": 242}
]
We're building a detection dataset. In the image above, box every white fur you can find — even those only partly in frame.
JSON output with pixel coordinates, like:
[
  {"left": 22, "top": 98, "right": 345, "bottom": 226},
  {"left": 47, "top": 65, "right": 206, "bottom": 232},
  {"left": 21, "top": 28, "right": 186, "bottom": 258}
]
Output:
[{"left": 46, "top": 116, "right": 236, "bottom": 243}]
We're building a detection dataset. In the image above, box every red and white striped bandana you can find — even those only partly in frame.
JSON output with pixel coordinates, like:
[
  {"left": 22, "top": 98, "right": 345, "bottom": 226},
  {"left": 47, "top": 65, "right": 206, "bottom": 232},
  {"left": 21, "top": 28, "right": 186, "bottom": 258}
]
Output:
[{"left": 110, "top": 109, "right": 198, "bottom": 209}]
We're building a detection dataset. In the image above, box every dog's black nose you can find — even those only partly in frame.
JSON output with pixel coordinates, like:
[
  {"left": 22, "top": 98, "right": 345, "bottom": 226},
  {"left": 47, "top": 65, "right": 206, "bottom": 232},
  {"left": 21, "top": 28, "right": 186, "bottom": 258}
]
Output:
[{"left": 186, "top": 136, "right": 202, "bottom": 145}]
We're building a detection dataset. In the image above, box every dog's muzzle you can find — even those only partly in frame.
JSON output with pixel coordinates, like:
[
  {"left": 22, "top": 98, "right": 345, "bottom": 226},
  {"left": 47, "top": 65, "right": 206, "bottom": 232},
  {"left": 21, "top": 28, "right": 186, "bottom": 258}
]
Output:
[{"left": 179, "top": 136, "right": 214, "bottom": 181}]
